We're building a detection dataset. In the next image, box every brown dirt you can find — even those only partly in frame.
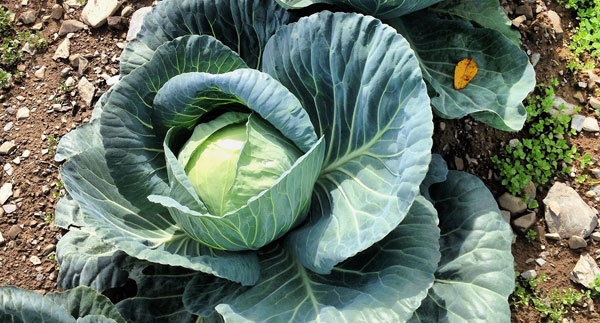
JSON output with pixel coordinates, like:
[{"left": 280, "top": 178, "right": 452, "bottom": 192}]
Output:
[{"left": 0, "top": 0, "right": 152, "bottom": 294}]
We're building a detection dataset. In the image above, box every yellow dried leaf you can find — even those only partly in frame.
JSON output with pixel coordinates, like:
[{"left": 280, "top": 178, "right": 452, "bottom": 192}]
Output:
[{"left": 454, "top": 58, "right": 478, "bottom": 90}]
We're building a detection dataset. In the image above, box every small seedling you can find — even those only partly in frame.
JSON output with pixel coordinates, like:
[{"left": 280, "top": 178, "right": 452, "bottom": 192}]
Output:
[
  {"left": 525, "top": 229, "right": 537, "bottom": 243},
  {"left": 513, "top": 271, "right": 588, "bottom": 322},
  {"left": 493, "top": 80, "right": 579, "bottom": 196},
  {"left": 44, "top": 214, "right": 54, "bottom": 223}
]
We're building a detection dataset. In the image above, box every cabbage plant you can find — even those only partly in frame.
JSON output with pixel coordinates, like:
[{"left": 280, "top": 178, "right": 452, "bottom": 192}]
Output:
[{"left": 0, "top": 0, "right": 529, "bottom": 321}]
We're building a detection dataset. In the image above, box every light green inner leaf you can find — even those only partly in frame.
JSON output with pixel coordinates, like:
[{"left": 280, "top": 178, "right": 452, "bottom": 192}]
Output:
[{"left": 180, "top": 112, "right": 303, "bottom": 217}]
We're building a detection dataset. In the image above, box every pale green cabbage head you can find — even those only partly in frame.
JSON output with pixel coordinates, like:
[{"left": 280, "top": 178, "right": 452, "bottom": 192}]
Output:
[{"left": 178, "top": 112, "right": 302, "bottom": 216}]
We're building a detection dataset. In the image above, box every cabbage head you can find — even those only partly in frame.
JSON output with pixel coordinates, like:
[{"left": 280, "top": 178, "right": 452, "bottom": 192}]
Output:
[{"left": 0, "top": 0, "right": 529, "bottom": 322}]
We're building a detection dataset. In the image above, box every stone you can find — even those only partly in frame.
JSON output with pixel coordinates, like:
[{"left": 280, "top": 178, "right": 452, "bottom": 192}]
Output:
[
  {"left": 78, "top": 57, "right": 89, "bottom": 75},
  {"left": 0, "top": 232, "right": 4, "bottom": 246},
  {"left": 19, "top": 10, "right": 36, "bottom": 25},
  {"left": 569, "top": 235, "right": 587, "bottom": 249},
  {"left": 544, "top": 182, "right": 598, "bottom": 239},
  {"left": 29, "top": 255, "right": 41, "bottom": 266},
  {"left": 583, "top": 117, "right": 600, "bottom": 132},
  {"left": 42, "top": 244, "right": 56, "bottom": 256},
  {"left": 530, "top": 53, "right": 541, "bottom": 67},
  {"left": 571, "top": 254, "right": 600, "bottom": 288},
  {"left": 498, "top": 192, "right": 527, "bottom": 215},
  {"left": 16, "top": 107, "right": 29, "bottom": 120},
  {"left": 126, "top": 7, "right": 152, "bottom": 41},
  {"left": 0, "top": 142, "right": 16, "bottom": 155},
  {"left": 4, "top": 164, "right": 13, "bottom": 176},
  {"left": 65, "top": 76, "right": 75, "bottom": 88},
  {"left": 516, "top": 4, "right": 533, "bottom": 19},
  {"left": 545, "top": 232, "right": 561, "bottom": 241},
  {"left": 2, "top": 204, "right": 16, "bottom": 213},
  {"left": 592, "top": 168, "right": 600, "bottom": 179},
  {"left": 590, "top": 71, "right": 600, "bottom": 85},
  {"left": 81, "top": 0, "right": 121, "bottom": 28},
  {"left": 512, "top": 15, "right": 527, "bottom": 27},
  {"left": 586, "top": 190, "right": 597, "bottom": 198},
  {"left": 121, "top": 5, "right": 134, "bottom": 17},
  {"left": 34, "top": 66, "right": 46, "bottom": 79},
  {"left": 59, "top": 19, "right": 86, "bottom": 36},
  {"left": 572, "top": 115, "right": 586, "bottom": 132},
  {"left": 53, "top": 38, "right": 70, "bottom": 61},
  {"left": 550, "top": 96, "right": 576, "bottom": 116},
  {"left": 50, "top": 4, "right": 63, "bottom": 20},
  {"left": 3, "top": 122, "right": 12, "bottom": 131},
  {"left": 107, "top": 16, "right": 126, "bottom": 29},
  {"left": 535, "top": 258, "right": 547, "bottom": 266},
  {"left": 7, "top": 225, "right": 21, "bottom": 240},
  {"left": 579, "top": 81, "right": 588, "bottom": 89},
  {"left": 521, "top": 269, "right": 537, "bottom": 280},
  {"left": 547, "top": 10, "right": 563, "bottom": 35},
  {"left": 501, "top": 210, "right": 511, "bottom": 223},
  {"left": 513, "top": 212, "right": 537, "bottom": 233},
  {"left": 0, "top": 183, "right": 13, "bottom": 205},
  {"left": 69, "top": 54, "right": 81, "bottom": 67},
  {"left": 574, "top": 91, "right": 586, "bottom": 104},
  {"left": 591, "top": 97, "right": 600, "bottom": 110},
  {"left": 591, "top": 232, "right": 600, "bottom": 242},
  {"left": 64, "top": 0, "right": 84, "bottom": 9},
  {"left": 21, "top": 150, "right": 30, "bottom": 158},
  {"left": 454, "top": 156, "right": 464, "bottom": 171},
  {"left": 77, "top": 77, "right": 95, "bottom": 107}
]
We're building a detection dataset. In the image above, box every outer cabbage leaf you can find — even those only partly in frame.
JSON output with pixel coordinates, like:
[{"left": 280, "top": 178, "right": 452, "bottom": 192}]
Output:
[
  {"left": 274, "top": 0, "right": 442, "bottom": 19},
  {"left": 410, "top": 171, "right": 514, "bottom": 322},
  {"left": 262, "top": 11, "right": 433, "bottom": 274},
  {"left": 431, "top": 0, "right": 521, "bottom": 45},
  {"left": 184, "top": 196, "right": 440, "bottom": 322},
  {"left": 55, "top": 194, "right": 85, "bottom": 229},
  {"left": 419, "top": 154, "right": 448, "bottom": 202},
  {"left": 56, "top": 229, "right": 130, "bottom": 292},
  {"left": 60, "top": 77, "right": 260, "bottom": 285},
  {"left": 391, "top": 15, "right": 535, "bottom": 131},
  {"left": 115, "top": 260, "right": 199, "bottom": 323},
  {"left": 47, "top": 287, "right": 126, "bottom": 323},
  {"left": 120, "top": 0, "right": 293, "bottom": 75},
  {"left": 0, "top": 286, "right": 125, "bottom": 323}
]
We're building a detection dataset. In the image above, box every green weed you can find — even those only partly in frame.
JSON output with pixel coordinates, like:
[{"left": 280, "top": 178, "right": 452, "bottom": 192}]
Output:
[
  {"left": 559, "top": 0, "right": 600, "bottom": 71},
  {"left": 512, "top": 272, "right": 589, "bottom": 322},
  {"left": 492, "top": 80, "right": 579, "bottom": 196},
  {"left": 525, "top": 229, "right": 537, "bottom": 243}
]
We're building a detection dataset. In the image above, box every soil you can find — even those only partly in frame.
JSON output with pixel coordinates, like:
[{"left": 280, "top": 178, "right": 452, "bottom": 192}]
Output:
[
  {"left": 0, "top": 0, "right": 599, "bottom": 322},
  {"left": 0, "top": 0, "right": 152, "bottom": 294}
]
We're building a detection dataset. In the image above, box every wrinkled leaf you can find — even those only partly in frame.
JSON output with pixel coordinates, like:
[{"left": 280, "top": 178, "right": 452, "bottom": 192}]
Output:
[
  {"left": 120, "top": 0, "right": 293, "bottom": 75},
  {"left": 274, "top": 0, "right": 442, "bottom": 19},
  {"left": 263, "top": 11, "right": 433, "bottom": 274},
  {"left": 410, "top": 171, "right": 514, "bottom": 322},
  {"left": 432, "top": 0, "right": 521, "bottom": 45},
  {"left": 391, "top": 15, "right": 535, "bottom": 131},
  {"left": 184, "top": 196, "right": 440, "bottom": 322}
]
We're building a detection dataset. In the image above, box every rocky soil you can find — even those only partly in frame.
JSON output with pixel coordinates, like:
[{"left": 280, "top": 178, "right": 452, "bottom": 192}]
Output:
[{"left": 0, "top": 0, "right": 153, "bottom": 293}]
